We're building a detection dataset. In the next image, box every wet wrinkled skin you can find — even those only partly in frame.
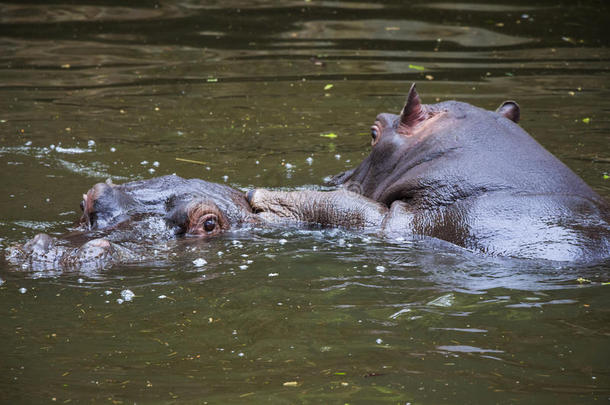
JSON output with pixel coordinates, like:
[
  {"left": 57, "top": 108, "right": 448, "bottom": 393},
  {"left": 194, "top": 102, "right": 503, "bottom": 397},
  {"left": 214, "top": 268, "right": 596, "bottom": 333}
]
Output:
[
  {"left": 7, "top": 175, "right": 258, "bottom": 270},
  {"left": 6, "top": 233, "right": 137, "bottom": 271},
  {"left": 249, "top": 84, "right": 610, "bottom": 262}
]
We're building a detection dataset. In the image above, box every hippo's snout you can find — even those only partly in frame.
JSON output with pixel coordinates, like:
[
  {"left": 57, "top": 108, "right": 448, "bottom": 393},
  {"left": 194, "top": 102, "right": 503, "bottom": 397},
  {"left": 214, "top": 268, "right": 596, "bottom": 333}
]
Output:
[{"left": 23, "top": 233, "right": 55, "bottom": 255}]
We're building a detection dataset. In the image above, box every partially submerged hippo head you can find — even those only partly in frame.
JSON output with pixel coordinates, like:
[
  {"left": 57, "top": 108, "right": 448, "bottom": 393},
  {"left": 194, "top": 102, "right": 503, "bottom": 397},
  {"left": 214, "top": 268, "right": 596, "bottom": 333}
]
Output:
[
  {"left": 331, "top": 84, "right": 603, "bottom": 208},
  {"left": 80, "top": 175, "right": 255, "bottom": 235},
  {"left": 8, "top": 175, "right": 258, "bottom": 270}
]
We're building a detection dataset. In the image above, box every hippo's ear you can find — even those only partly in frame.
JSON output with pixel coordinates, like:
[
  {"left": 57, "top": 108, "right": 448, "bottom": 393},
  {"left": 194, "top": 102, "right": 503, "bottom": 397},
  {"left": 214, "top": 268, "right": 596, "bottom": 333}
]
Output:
[
  {"left": 398, "top": 83, "right": 427, "bottom": 133},
  {"left": 496, "top": 101, "right": 520, "bottom": 123}
]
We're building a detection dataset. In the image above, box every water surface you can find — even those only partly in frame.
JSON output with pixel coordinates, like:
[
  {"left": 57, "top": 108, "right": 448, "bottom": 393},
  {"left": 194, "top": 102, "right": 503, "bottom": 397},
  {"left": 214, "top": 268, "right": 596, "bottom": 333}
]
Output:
[{"left": 1, "top": 0, "right": 609, "bottom": 403}]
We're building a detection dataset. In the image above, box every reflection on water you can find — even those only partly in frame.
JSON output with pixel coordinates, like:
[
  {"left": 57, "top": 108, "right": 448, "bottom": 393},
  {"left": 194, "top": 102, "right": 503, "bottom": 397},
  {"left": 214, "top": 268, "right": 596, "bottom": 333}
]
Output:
[
  {"left": 1, "top": 0, "right": 609, "bottom": 403},
  {"left": 284, "top": 19, "right": 532, "bottom": 46}
]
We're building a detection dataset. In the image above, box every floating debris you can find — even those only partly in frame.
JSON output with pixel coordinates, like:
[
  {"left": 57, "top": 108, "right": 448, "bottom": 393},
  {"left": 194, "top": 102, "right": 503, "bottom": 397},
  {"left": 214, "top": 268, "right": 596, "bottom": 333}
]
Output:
[
  {"left": 320, "top": 133, "right": 337, "bottom": 139},
  {"left": 427, "top": 293, "right": 455, "bottom": 307},
  {"left": 175, "top": 157, "right": 208, "bottom": 166},
  {"left": 193, "top": 258, "right": 208, "bottom": 267},
  {"left": 120, "top": 289, "right": 135, "bottom": 302}
]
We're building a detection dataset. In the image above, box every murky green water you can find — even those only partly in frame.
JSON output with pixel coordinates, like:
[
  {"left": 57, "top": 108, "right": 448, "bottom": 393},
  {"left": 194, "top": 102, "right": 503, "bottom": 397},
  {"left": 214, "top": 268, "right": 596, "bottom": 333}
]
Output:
[{"left": 1, "top": 1, "right": 609, "bottom": 403}]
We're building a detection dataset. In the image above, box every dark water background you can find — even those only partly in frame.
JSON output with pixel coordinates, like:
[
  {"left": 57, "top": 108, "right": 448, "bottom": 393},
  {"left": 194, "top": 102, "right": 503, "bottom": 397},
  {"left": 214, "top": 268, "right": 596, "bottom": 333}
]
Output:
[{"left": 1, "top": 0, "right": 609, "bottom": 403}]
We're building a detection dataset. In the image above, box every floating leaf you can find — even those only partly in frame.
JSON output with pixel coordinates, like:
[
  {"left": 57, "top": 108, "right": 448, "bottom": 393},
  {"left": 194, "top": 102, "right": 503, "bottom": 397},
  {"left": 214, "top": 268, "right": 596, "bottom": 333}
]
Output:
[
  {"left": 283, "top": 381, "right": 299, "bottom": 387},
  {"left": 207, "top": 77, "right": 218, "bottom": 83},
  {"left": 320, "top": 132, "right": 338, "bottom": 139},
  {"left": 603, "top": 174, "right": 609, "bottom": 180},
  {"left": 408, "top": 64, "right": 425, "bottom": 71},
  {"left": 576, "top": 277, "right": 591, "bottom": 284},
  {"left": 334, "top": 372, "right": 346, "bottom": 375},
  {"left": 582, "top": 117, "right": 591, "bottom": 124},
  {"left": 324, "top": 84, "right": 334, "bottom": 91}
]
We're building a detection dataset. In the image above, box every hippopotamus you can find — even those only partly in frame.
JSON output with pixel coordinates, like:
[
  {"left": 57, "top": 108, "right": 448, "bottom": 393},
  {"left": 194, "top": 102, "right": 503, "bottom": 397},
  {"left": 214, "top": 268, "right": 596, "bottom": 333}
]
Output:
[
  {"left": 7, "top": 175, "right": 258, "bottom": 269},
  {"left": 248, "top": 84, "right": 610, "bottom": 262}
]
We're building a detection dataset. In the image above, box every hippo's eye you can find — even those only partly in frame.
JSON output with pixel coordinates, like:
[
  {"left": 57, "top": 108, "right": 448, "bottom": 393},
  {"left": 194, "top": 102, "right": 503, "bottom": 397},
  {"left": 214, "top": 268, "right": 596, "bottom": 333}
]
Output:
[
  {"left": 203, "top": 217, "right": 217, "bottom": 233},
  {"left": 183, "top": 200, "right": 228, "bottom": 238},
  {"left": 371, "top": 123, "right": 382, "bottom": 146},
  {"left": 187, "top": 212, "right": 222, "bottom": 237}
]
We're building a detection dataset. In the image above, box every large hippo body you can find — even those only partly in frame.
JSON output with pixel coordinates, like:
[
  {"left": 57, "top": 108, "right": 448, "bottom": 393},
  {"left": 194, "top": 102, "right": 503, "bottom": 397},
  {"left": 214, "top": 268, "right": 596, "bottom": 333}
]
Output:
[
  {"left": 8, "top": 175, "right": 258, "bottom": 270},
  {"left": 250, "top": 85, "right": 610, "bottom": 262}
]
